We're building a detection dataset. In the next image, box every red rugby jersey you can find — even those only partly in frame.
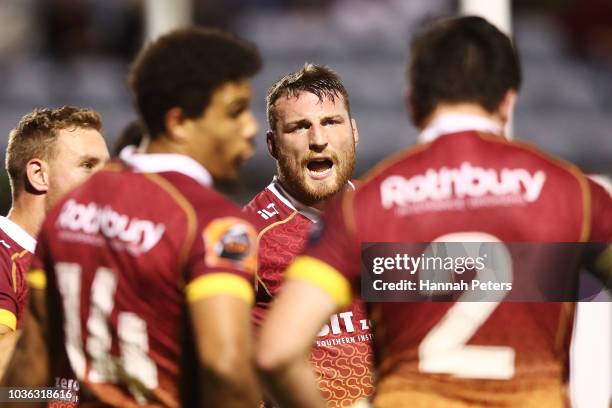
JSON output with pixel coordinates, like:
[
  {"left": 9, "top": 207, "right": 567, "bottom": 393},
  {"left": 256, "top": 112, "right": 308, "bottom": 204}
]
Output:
[
  {"left": 288, "top": 115, "right": 612, "bottom": 408},
  {"left": 0, "top": 216, "right": 35, "bottom": 330},
  {"left": 244, "top": 178, "right": 374, "bottom": 407},
  {"left": 29, "top": 147, "right": 258, "bottom": 407}
]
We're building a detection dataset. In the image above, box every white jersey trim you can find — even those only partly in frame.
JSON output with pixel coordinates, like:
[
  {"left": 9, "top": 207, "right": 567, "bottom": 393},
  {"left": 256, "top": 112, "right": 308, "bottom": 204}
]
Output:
[
  {"left": 267, "top": 177, "right": 320, "bottom": 222},
  {"left": 419, "top": 113, "right": 503, "bottom": 144},
  {"left": 0, "top": 216, "right": 36, "bottom": 253},
  {"left": 119, "top": 145, "right": 213, "bottom": 187}
]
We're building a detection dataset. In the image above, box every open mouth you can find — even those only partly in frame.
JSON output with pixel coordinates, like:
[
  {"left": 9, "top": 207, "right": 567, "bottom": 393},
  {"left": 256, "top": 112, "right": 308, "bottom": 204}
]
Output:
[{"left": 306, "top": 158, "right": 334, "bottom": 180}]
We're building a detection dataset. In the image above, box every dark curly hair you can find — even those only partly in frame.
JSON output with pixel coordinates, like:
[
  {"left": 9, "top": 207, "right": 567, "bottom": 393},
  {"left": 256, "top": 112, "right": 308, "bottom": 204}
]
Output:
[
  {"left": 129, "top": 27, "right": 262, "bottom": 138},
  {"left": 113, "top": 120, "right": 145, "bottom": 157},
  {"left": 266, "top": 63, "right": 351, "bottom": 133},
  {"left": 408, "top": 16, "right": 522, "bottom": 127}
]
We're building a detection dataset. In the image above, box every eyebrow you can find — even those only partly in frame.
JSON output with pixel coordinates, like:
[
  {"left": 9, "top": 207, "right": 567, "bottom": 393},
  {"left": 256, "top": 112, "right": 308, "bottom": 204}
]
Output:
[
  {"left": 228, "top": 97, "right": 250, "bottom": 108},
  {"left": 79, "top": 155, "right": 107, "bottom": 163},
  {"left": 284, "top": 119, "right": 311, "bottom": 128},
  {"left": 321, "top": 114, "right": 344, "bottom": 122},
  {"left": 284, "top": 114, "right": 345, "bottom": 126}
]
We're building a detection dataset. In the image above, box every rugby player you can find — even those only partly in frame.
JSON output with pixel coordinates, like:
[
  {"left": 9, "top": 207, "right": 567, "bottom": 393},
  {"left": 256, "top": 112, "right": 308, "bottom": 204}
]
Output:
[
  {"left": 3, "top": 28, "right": 262, "bottom": 408},
  {"left": 244, "top": 64, "right": 373, "bottom": 407},
  {"left": 0, "top": 107, "right": 108, "bottom": 335},
  {"left": 257, "top": 16, "right": 612, "bottom": 407},
  {"left": 0, "top": 107, "right": 108, "bottom": 374}
]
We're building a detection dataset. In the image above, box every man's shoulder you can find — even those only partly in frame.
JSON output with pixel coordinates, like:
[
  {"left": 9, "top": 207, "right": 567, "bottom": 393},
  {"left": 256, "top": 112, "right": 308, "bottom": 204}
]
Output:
[
  {"left": 80, "top": 166, "right": 246, "bottom": 220},
  {"left": 243, "top": 185, "right": 294, "bottom": 227},
  {"left": 0, "top": 227, "right": 31, "bottom": 280},
  {"left": 44, "top": 168, "right": 255, "bottom": 249},
  {"left": 356, "top": 132, "right": 589, "bottom": 198},
  {"left": 0, "top": 228, "right": 19, "bottom": 257},
  {"left": 0, "top": 218, "right": 34, "bottom": 257},
  {"left": 0, "top": 243, "right": 18, "bottom": 274}
]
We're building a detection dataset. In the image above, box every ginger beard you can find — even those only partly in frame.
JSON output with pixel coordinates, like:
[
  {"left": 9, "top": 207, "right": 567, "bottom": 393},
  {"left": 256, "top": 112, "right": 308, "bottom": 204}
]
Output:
[{"left": 276, "top": 139, "right": 355, "bottom": 206}]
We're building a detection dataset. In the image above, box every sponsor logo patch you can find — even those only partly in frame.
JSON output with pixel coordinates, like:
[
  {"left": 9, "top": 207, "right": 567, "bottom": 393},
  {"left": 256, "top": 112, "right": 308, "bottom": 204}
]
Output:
[
  {"left": 257, "top": 203, "right": 280, "bottom": 220},
  {"left": 203, "top": 217, "right": 257, "bottom": 273}
]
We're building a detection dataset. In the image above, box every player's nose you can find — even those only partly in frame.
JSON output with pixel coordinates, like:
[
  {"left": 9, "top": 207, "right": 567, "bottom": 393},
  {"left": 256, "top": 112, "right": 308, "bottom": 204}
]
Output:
[
  {"left": 242, "top": 110, "right": 259, "bottom": 142},
  {"left": 308, "top": 124, "right": 328, "bottom": 151}
]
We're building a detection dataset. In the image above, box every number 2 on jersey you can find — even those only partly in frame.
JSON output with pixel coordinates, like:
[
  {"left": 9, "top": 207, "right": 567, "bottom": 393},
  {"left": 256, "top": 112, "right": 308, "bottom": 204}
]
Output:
[{"left": 418, "top": 233, "right": 515, "bottom": 380}]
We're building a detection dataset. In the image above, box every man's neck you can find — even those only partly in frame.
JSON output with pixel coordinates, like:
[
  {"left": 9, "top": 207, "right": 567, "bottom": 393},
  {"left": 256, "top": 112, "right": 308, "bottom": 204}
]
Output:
[
  {"left": 420, "top": 104, "right": 504, "bottom": 131},
  {"left": 6, "top": 195, "right": 46, "bottom": 239},
  {"left": 145, "top": 137, "right": 181, "bottom": 155}
]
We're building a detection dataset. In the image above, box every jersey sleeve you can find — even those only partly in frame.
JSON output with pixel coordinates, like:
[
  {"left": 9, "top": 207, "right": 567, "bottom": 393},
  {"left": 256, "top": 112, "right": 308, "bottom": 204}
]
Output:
[
  {"left": 184, "top": 214, "right": 258, "bottom": 305},
  {"left": 285, "top": 191, "right": 361, "bottom": 309},
  {"left": 0, "top": 251, "right": 18, "bottom": 331}
]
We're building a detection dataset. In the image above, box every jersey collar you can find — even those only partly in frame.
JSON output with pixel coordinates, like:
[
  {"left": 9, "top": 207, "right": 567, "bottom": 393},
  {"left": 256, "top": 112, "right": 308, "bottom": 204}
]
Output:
[
  {"left": 418, "top": 113, "right": 503, "bottom": 144},
  {"left": 267, "top": 176, "right": 355, "bottom": 223},
  {"left": 0, "top": 216, "right": 36, "bottom": 253},
  {"left": 119, "top": 145, "right": 213, "bottom": 187}
]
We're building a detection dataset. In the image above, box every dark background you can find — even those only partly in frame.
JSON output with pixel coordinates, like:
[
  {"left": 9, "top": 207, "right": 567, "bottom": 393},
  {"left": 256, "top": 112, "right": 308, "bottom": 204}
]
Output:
[{"left": 0, "top": 0, "right": 610, "bottom": 210}]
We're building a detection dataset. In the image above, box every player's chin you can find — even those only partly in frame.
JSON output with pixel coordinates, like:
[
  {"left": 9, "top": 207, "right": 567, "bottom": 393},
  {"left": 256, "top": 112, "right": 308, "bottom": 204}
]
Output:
[
  {"left": 304, "top": 173, "right": 342, "bottom": 196},
  {"left": 235, "top": 150, "right": 254, "bottom": 168},
  {"left": 214, "top": 165, "right": 241, "bottom": 184},
  {"left": 221, "top": 153, "right": 251, "bottom": 180}
]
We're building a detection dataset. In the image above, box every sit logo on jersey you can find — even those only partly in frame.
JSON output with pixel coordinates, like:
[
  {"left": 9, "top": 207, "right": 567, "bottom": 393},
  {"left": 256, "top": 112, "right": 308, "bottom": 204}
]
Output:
[
  {"left": 57, "top": 199, "right": 165, "bottom": 255},
  {"left": 203, "top": 217, "right": 257, "bottom": 274},
  {"left": 318, "top": 311, "right": 370, "bottom": 337},
  {"left": 315, "top": 311, "right": 373, "bottom": 348},
  {"left": 381, "top": 162, "right": 547, "bottom": 213},
  {"left": 257, "top": 203, "right": 280, "bottom": 220}
]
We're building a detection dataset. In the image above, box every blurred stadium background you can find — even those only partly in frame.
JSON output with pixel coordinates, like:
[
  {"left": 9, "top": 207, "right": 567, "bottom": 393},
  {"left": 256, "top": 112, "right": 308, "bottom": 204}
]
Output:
[
  {"left": 0, "top": 1, "right": 610, "bottom": 407},
  {"left": 0, "top": 0, "right": 611, "bottom": 209}
]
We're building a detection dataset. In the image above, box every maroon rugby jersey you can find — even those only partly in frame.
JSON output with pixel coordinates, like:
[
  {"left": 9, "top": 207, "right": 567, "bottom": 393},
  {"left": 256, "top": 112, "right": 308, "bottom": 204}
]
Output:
[
  {"left": 0, "top": 216, "right": 35, "bottom": 330},
  {"left": 244, "top": 178, "right": 374, "bottom": 407},
  {"left": 288, "top": 115, "right": 612, "bottom": 407},
  {"left": 29, "top": 147, "right": 258, "bottom": 407}
]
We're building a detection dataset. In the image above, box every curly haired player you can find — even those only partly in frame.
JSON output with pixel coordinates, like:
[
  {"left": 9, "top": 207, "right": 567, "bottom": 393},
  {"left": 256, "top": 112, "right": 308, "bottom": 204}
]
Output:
[{"left": 3, "top": 28, "right": 262, "bottom": 408}]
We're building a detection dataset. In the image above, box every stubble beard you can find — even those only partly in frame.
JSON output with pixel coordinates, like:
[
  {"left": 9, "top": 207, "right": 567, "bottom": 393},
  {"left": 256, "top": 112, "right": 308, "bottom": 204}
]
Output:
[{"left": 276, "top": 144, "right": 356, "bottom": 207}]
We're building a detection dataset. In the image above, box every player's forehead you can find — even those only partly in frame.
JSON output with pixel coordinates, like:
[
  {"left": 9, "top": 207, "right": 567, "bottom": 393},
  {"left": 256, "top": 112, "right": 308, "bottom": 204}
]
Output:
[
  {"left": 54, "top": 127, "right": 108, "bottom": 159},
  {"left": 208, "top": 79, "right": 253, "bottom": 109},
  {"left": 274, "top": 91, "right": 348, "bottom": 123}
]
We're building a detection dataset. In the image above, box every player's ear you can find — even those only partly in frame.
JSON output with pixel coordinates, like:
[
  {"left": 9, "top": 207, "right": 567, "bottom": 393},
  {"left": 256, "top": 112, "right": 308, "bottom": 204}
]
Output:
[
  {"left": 499, "top": 89, "right": 517, "bottom": 125},
  {"left": 350, "top": 118, "right": 359, "bottom": 145},
  {"left": 266, "top": 131, "right": 278, "bottom": 159},
  {"left": 25, "top": 158, "right": 49, "bottom": 194},
  {"left": 164, "top": 107, "right": 188, "bottom": 141}
]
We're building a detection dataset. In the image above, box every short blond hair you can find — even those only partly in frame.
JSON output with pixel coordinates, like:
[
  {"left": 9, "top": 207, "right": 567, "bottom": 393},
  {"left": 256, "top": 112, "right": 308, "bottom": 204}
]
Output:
[{"left": 5, "top": 106, "right": 102, "bottom": 198}]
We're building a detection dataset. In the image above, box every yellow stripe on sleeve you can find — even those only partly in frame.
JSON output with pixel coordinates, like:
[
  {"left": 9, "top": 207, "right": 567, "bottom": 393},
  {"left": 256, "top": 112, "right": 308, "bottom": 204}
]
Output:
[
  {"left": 0, "top": 309, "right": 17, "bottom": 331},
  {"left": 185, "top": 273, "right": 254, "bottom": 305},
  {"left": 286, "top": 256, "right": 353, "bottom": 308},
  {"left": 26, "top": 269, "right": 47, "bottom": 290}
]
